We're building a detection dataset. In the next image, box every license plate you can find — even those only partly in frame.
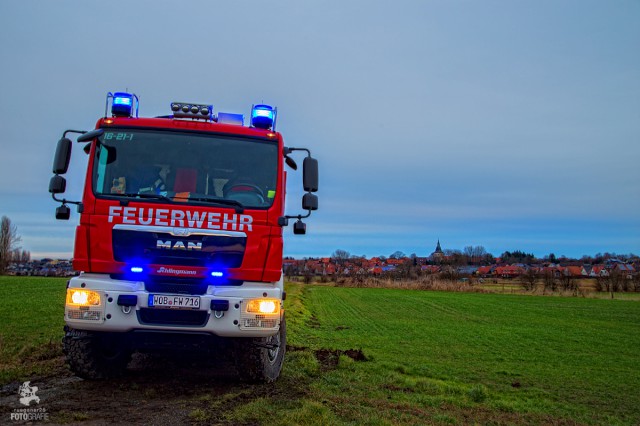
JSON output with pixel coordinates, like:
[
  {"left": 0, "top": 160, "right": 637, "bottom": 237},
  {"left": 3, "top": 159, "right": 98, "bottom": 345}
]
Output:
[{"left": 148, "top": 294, "right": 201, "bottom": 309}]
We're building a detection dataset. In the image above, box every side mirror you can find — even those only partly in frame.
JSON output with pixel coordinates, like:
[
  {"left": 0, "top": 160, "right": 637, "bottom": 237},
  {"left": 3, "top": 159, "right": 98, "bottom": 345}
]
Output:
[
  {"left": 49, "top": 175, "right": 67, "bottom": 194},
  {"left": 293, "top": 220, "right": 306, "bottom": 235},
  {"left": 302, "top": 193, "right": 318, "bottom": 211},
  {"left": 285, "top": 155, "right": 298, "bottom": 170},
  {"left": 53, "top": 138, "right": 72, "bottom": 174},
  {"left": 303, "top": 157, "right": 318, "bottom": 192},
  {"left": 77, "top": 128, "right": 104, "bottom": 143},
  {"left": 55, "top": 205, "right": 71, "bottom": 220}
]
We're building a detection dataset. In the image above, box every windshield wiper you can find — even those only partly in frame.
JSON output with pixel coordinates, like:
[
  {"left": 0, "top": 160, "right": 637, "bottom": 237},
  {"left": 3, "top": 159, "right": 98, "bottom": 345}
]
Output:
[
  {"left": 179, "top": 195, "right": 245, "bottom": 213},
  {"left": 118, "top": 193, "right": 174, "bottom": 203}
]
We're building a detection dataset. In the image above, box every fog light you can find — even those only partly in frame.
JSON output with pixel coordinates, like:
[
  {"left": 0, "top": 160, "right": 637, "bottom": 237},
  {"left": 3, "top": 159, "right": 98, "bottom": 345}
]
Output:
[
  {"left": 67, "top": 310, "right": 101, "bottom": 321},
  {"left": 246, "top": 299, "right": 280, "bottom": 314},
  {"left": 66, "top": 289, "right": 101, "bottom": 307}
]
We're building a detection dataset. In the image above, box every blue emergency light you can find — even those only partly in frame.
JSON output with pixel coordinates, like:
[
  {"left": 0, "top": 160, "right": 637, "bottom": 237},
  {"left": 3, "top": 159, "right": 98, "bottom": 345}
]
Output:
[
  {"left": 251, "top": 104, "right": 276, "bottom": 130},
  {"left": 106, "top": 91, "right": 138, "bottom": 118},
  {"left": 211, "top": 271, "right": 224, "bottom": 278},
  {"left": 130, "top": 266, "right": 144, "bottom": 273},
  {"left": 112, "top": 92, "right": 133, "bottom": 117}
]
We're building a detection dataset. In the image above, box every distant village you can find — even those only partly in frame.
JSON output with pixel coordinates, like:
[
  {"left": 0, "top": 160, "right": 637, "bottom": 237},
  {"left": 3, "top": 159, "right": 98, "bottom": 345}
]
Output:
[
  {"left": 283, "top": 241, "right": 639, "bottom": 282},
  {"left": 6, "top": 258, "right": 75, "bottom": 277},
  {"left": 4, "top": 240, "right": 638, "bottom": 283}
]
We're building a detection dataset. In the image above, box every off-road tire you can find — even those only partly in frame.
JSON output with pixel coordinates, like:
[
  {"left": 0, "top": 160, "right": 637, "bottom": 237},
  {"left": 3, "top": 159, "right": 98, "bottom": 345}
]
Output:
[
  {"left": 234, "top": 316, "right": 286, "bottom": 383},
  {"left": 62, "top": 327, "right": 132, "bottom": 379}
]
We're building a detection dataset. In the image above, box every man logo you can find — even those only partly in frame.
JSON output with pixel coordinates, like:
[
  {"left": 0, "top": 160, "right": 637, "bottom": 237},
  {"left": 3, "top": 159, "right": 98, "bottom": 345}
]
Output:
[
  {"left": 172, "top": 228, "right": 190, "bottom": 236},
  {"left": 156, "top": 240, "right": 202, "bottom": 251}
]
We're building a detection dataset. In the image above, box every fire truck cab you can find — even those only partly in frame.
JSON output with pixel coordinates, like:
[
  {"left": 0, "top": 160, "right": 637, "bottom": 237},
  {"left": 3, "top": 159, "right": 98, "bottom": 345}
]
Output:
[{"left": 49, "top": 92, "right": 318, "bottom": 382}]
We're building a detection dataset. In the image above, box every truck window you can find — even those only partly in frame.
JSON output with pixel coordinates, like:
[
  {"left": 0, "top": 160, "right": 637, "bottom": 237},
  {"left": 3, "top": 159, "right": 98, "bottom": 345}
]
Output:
[{"left": 92, "top": 129, "right": 278, "bottom": 208}]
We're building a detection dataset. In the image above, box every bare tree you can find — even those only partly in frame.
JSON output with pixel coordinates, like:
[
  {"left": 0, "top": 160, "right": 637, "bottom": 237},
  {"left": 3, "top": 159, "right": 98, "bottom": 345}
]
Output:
[
  {"left": 463, "top": 246, "right": 488, "bottom": 265},
  {"left": 560, "top": 272, "right": 576, "bottom": 293},
  {"left": 332, "top": 249, "right": 350, "bottom": 262},
  {"left": 0, "top": 216, "right": 22, "bottom": 274},
  {"left": 10, "top": 248, "right": 30, "bottom": 263},
  {"left": 331, "top": 249, "right": 351, "bottom": 277},
  {"left": 605, "top": 269, "right": 624, "bottom": 299},
  {"left": 520, "top": 268, "right": 538, "bottom": 291},
  {"left": 542, "top": 269, "right": 557, "bottom": 294}
]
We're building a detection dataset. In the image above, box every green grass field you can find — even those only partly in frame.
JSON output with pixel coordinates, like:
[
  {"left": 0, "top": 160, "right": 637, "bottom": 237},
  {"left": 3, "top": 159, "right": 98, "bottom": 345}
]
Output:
[
  {"left": 1, "top": 276, "right": 639, "bottom": 425},
  {"left": 281, "top": 285, "right": 640, "bottom": 425},
  {"left": 0, "top": 276, "right": 67, "bottom": 383}
]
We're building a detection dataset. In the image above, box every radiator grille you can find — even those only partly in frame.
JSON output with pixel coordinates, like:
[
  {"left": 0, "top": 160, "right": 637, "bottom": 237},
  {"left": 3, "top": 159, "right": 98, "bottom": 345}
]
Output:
[{"left": 138, "top": 308, "right": 209, "bottom": 327}]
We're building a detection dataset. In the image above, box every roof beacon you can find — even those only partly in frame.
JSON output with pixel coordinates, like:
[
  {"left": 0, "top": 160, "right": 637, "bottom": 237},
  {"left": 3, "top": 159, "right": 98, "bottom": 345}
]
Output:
[
  {"left": 251, "top": 104, "right": 276, "bottom": 130},
  {"left": 107, "top": 92, "right": 139, "bottom": 118}
]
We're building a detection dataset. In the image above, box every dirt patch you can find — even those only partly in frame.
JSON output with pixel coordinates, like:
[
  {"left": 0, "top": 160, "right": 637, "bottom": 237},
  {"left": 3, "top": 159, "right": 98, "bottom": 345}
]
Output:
[
  {"left": 343, "top": 349, "right": 367, "bottom": 362},
  {"left": 314, "top": 348, "right": 367, "bottom": 371},
  {"left": 286, "top": 346, "right": 367, "bottom": 371},
  {"left": 307, "top": 315, "right": 321, "bottom": 329},
  {"left": 0, "top": 353, "right": 259, "bottom": 425}
]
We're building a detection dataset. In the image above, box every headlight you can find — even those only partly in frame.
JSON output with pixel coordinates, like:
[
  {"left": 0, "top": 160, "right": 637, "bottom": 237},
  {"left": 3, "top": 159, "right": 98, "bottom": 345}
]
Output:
[
  {"left": 246, "top": 299, "right": 280, "bottom": 314},
  {"left": 66, "top": 289, "right": 101, "bottom": 307}
]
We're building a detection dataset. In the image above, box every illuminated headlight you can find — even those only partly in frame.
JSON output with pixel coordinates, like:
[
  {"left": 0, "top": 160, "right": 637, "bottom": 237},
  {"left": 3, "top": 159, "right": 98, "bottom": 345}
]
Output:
[
  {"left": 65, "top": 289, "right": 104, "bottom": 322},
  {"left": 66, "top": 289, "right": 101, "bottom": 307},
  {"left": 246, "top": 299, "right": 280, "bottom": 314},
  {"left": 240, "top": 298, "right": 281, "bottom": 330}
]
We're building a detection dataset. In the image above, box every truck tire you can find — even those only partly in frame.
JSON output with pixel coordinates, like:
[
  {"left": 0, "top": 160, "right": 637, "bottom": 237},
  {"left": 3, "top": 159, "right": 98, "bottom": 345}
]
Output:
[
  {"left": 62, "top": 327, "right": 132, "bottom": 379},
  {"left": 234, "top": 316, "right": 286, "bottom": 383}
]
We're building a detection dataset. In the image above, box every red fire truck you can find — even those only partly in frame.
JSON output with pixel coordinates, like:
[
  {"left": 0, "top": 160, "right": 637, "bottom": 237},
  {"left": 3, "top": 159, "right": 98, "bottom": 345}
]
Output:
[{"left": 49, "top": 92, "right": 318, "bottom": 382}]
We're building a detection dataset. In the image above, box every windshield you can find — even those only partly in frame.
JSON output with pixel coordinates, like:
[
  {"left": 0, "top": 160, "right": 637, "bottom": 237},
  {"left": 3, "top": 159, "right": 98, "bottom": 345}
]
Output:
[{"left": 92, "top": 128, "right": 278, "bottom": 209}]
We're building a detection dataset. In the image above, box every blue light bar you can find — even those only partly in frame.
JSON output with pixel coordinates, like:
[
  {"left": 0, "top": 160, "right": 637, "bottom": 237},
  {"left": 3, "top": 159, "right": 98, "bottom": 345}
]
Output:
[
  {"left": 112, "top": 92, "right": 134, "bottom": 117},
  {"left": 217, "top": 112, "right": 244, "bottom": 126},
  {"left": 251, "top": 104, "right": 276, "bottom": 130},
  {"left": 131, "top": 266, "right": 144, "bottom": 273},
  {"left": 211, "top": 271, "right": 224, "bottom": 278}
]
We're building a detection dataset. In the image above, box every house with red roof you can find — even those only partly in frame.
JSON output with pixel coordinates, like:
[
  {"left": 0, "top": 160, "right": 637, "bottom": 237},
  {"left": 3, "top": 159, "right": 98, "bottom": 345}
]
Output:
[
  {"left": 476, "top": 266, "right": 493, "bottom": 277},
  {"left": 562, "top": 266, "right": 584, "bottom": 278},
  {"left": 590, "top": 265, "right": 609, "bottom": 278},
  {"left": 495, "top": 265, "right": 525, "bottom": 278}
]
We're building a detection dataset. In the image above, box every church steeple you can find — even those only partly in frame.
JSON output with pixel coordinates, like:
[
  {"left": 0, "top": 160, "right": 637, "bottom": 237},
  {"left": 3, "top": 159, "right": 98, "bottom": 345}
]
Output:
[{"left": 430, "top": 239, "right": 444, "bottom": 261}]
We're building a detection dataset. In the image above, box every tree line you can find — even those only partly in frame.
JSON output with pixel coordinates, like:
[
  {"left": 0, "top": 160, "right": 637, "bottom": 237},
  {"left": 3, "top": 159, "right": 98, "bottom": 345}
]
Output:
[
  {"left": 0, "top": 216, "right": 30, "bottom": 274},
  {"left": 327, "top": 247, "right": 638, "bottom": 267}
]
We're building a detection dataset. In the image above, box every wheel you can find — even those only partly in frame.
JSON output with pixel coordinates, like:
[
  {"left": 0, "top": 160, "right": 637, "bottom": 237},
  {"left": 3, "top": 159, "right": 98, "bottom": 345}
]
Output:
[
  {"left": 233, "top": 316, "right": 286, "bottom": 383},
  {"left": 62, "top": 327, "right": 132, "bottom": 379}
]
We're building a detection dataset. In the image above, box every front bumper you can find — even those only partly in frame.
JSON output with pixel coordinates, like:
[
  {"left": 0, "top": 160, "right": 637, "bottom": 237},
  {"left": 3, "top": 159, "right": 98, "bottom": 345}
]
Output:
[{"left": 64, "top": 273, "right": 283, "bottom": 337}]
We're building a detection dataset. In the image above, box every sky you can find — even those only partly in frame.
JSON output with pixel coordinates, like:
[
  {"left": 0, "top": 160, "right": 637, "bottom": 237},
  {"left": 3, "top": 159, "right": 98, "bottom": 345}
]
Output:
[{"left": 0, "top": 0, "right": 638, "bottom": 260}]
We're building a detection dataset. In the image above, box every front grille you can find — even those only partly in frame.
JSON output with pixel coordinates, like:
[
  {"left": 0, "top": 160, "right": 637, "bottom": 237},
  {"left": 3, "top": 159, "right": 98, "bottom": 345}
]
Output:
[
  {"left": 145, "top": 276, "right": 209, "bottom": 295},
  {"left": 130, "top": 330, "right": 226, "bottom": 351},
  {"left": 112, "top": 229, "right": 246, "bottom": 267},
  {"left": 138, "top": 308, "right": 209, "bottom": 327}
]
